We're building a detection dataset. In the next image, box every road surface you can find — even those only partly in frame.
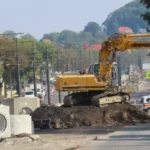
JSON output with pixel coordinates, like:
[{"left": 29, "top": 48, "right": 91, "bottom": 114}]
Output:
[
  {"left": 79, "top": 123, "right": 150, "bottom": 150},
  {"left": 79, "top": 81, "right": 150, "bottom": 150}
]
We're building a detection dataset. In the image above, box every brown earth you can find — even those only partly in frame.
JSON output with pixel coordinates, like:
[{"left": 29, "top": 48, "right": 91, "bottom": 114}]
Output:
[{"left": 32, "top": 103, "right": 150, "bottom": 129}]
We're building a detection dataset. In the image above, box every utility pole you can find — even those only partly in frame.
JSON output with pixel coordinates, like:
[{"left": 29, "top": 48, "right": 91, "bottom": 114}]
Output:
[
  {"left": 83, "top": 51, "right": 86, "bottom": 68},
  {"left": 15, "top": 38, "right": 21, "bottom": 97},
  {"left": 94, "top": 51, "right": 96, "bottom": 62},
  {"left": 89, "top": 50, "right": 91, "bottom": 65},
  {"left": 80, "top": 49, "right": 82, "bottom": 70},
  {"left": 32, "top": 42, "right": 37, "bottom": 97},
  {"left": 10, "top": 71, "right": 12, "bottom": 98},
  {"left": 66, "top": 58, "right": 69, "bottom": 71},
  {"left": 57, "top": 49, "right": 61, "bottom": 103},
  {"left": 70, "top": 58, "right": 73, "bottom": 71},
  {"left": 117, "top": 57, "right": 122, "bottom": 92},
  {"left": 57, "top": 49, "right": 59, "bottom": 72},
  {"left": 74, "top": 58, "right": 77, "bottom": 70},
  {"left": 46, "top": 48, "right": 51, "bottom": 104}
]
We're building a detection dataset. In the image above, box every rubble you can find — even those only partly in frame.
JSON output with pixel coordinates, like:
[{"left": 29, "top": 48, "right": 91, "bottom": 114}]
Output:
[{"left": 32, "top": 103, "right": 150, "bottom": 129}]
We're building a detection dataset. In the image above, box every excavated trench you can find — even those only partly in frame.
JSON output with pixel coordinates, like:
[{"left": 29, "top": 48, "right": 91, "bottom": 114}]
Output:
[{"left": 32, "top": 103, "right": 150, "bottom": 129}]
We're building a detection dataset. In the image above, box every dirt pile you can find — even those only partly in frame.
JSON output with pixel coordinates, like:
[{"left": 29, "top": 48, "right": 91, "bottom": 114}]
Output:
[{"left": 32, "top": 103, "right": 149, "bottom": 129}]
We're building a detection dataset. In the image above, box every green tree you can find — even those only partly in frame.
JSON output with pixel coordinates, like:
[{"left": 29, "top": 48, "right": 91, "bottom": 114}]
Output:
[
  {"left": 42, "top": 33, "right": 60, "bottom": 43},
  {"left": 83, "top": 22, "right": 101, "bottom": 37},
  {"left": 21, "top": 33, "right": 37, "bottom": 41},
  {"left": 140, "top": 0, "right": 150, "bottom": 8},
  {"left": 140, "top": 0, "right": 150, "bottom": 30},
  {"left": 103, "top": 0, "right": 147, "bottom": 35},
  {"left": 78, "top": 32, "right": 93, "bottom": 44},
  {"left": 3, "top": 30, "right": 17, "bottom": 38},
  {"left": 57, "top": 30, "right": 79, "bottom": 43}
]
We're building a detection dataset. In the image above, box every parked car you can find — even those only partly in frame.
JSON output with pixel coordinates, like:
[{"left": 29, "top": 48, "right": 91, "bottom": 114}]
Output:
[
  {"left": 24, "top": 91, "right": 35, "bottom": 97},
  {"left": 140, "top": 95, "right": 150, "bottom": 115},
  {"left": 32, "top": 88, "right": 45, "bottom": 97},
  {"left": 37, "top": 88, "right": 45, "bottom": 97}
]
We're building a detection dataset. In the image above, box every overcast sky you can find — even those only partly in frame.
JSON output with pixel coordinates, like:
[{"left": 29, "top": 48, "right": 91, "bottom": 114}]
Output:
[{"left": 0, "top": 0, "right": 133, "bottom": 39}]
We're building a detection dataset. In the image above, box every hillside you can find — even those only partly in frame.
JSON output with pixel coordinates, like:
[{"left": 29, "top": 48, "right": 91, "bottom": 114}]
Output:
[
  {"left": 41, "top": 0, "right": 147, "bottom": 45},
  {"left": 102, "top": 0, "right": 147, "bottom": 35}
]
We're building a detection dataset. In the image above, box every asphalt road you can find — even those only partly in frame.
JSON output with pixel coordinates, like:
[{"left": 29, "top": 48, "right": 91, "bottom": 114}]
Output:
[
  {"left": 79, "top": 81, "right": 150, "bottom": 150},
  {"left": 130, "top": 81, "right": 150, "bottom": 108},
  {"left": 79, "top": 123, "right": 150, "bottom": 150}
]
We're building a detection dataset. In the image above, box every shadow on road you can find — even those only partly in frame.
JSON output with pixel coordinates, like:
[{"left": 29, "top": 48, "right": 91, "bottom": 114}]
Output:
[{"left": 35, "top": 126, "right": 123, "bottom": 135}]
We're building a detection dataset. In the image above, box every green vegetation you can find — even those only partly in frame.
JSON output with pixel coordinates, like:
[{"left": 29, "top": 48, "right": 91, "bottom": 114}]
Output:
[
  {"left": 102, "top": 0, "right": 147, "bottom": 35},
  {"left": 140, "top": 0, "right": 150, "bottom": 30},
  {"left": 42, "top": 0, "right": 148, "bottom": 44},
  {"left": 42, "top": 22, "right": 107, "bottom": 45},
  {"left": 0, "top": 34, "right": 57, "bottom": 94}
]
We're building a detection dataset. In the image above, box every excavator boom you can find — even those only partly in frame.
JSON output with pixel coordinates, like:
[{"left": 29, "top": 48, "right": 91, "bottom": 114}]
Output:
[{"left": 99, "top": 33, "right": 150, "bottom": 84}]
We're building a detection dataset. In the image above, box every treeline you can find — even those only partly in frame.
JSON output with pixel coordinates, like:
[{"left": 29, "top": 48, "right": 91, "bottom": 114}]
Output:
[
  {"left": 42, "top": 22, "right": 107, "bottom": 45},
  {"left": 41, "top": 0, "right": 148, "bottom": 45}
]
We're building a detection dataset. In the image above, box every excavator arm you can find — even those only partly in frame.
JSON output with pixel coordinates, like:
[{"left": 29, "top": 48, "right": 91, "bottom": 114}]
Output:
[{"left": 99, "top": 33, "right": 150, "bottom": 85}]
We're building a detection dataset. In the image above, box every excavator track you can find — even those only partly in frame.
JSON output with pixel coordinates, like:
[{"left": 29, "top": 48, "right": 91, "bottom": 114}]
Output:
[
  {"left": 64, "top": 92, "right": 93, "bottom": 107},
  {"left": 63, "top": 92, "right": 130, "bottom": 107},
  {"left": 91, "top": 92, "right": 130, "bottom": 107}
]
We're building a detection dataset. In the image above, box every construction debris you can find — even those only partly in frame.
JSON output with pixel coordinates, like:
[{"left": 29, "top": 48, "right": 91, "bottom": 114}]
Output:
[{"left": 32, "top": 103, "right": 149, "bottom": 129}]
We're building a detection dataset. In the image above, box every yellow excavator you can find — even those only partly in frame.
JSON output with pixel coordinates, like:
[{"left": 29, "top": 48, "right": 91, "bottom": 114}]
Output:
[{"left": 56, "top": 33, "right": 150, "bottom": 107}]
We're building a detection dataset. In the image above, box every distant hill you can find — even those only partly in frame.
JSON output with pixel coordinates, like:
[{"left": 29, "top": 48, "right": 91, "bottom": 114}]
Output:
[
  {"left": 41, "top": 0, "right": 148, "bottom": 45},
  {"left": 102, "top": 0, "right": 148, "bottom": 35}
]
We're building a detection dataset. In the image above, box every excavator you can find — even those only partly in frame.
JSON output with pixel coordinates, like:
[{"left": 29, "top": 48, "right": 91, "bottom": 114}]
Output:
[{"left": 56, "top": 33, "right": 150, "bottom": 107}]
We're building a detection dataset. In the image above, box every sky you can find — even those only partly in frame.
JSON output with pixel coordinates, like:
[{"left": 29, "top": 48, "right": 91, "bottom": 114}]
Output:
[{"left": 0, "top": 0, "right": 133, "bottom": 39}]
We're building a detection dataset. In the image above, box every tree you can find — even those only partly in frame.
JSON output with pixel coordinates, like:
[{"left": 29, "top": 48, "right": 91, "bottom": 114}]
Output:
[
  {"left": 3, "top": 30, "right": 17, "bottom": 38},
  {"left": 21, "top": 33, "right": 37, "bottom": 41},
  {"left": 83, "top": 22, "right": 101, "bottom": 37},
  {"left": 140, "top": 0, "right": 150, "bottom": 8},
  {"left": 78, "top": 32, "right": 93, "bottom": 44},
  {"left": 140, "top": 0, "right": 150, "bottom": 30},
  {"left": 42, "top": 33, "right": 60, "bottom": 43},
  {"left": 103, "top": 0, "right": 147, "bottom": 35},
  {"left": 57, "top": 30, "right": 79, "bottom": 43}
]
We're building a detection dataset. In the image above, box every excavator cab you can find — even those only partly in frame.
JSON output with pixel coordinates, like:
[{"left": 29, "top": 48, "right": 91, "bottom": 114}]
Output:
[
  {"left": 88, "top": 62, "right": 117, "bottom": 81},
  {"left": 88, "top": 63, "right": 99, "bottom": 75}
]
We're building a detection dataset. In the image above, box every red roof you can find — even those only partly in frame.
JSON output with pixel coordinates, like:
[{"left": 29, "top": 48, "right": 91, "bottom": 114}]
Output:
[
  {"left": 43, "top": 39, "right": 51, "bottom": 43},
  {"left": 82, "top": 44, "right": 102, "bottom": 50},
  {"left": 118, "top": 27, "right": 133, "bottom": 34}
]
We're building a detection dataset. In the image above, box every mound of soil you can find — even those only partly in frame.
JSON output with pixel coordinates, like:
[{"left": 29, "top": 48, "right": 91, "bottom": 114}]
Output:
[{"left": 32, "top": 103, "right": 149, "bottom": 129}]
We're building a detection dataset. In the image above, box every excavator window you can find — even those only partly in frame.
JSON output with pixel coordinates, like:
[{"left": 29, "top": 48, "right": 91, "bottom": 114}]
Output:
[
  {"left": 88, "top": 63, "right": 99, "bottom": 75},
  {"left": 94, "top": 64, "right": 99, "bottom": 75},
  {"left": 88, "top": 65, "right": 94, "bottom": 74}
]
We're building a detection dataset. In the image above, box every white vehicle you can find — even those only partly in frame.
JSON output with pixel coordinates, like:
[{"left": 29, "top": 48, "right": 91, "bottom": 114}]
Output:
[
  {"left": 24, "top": 91, "right": 35, "bottom": 98},
  {"left": 140, "top": 95, "right": 150, "bottom": 115},
  {"left": 36, "top": 88, "right": 45, "bottom": 97}
]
